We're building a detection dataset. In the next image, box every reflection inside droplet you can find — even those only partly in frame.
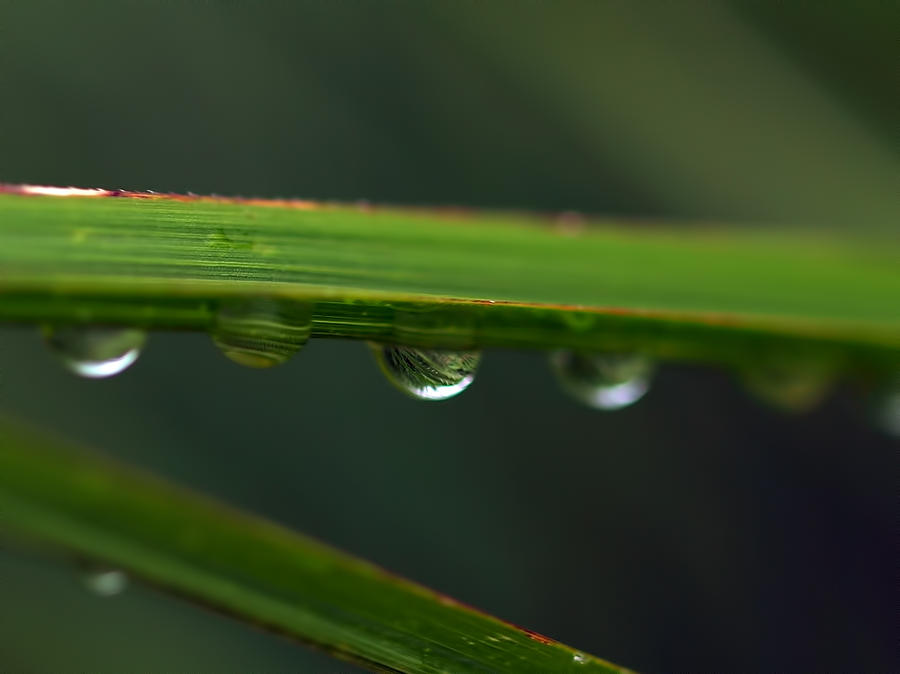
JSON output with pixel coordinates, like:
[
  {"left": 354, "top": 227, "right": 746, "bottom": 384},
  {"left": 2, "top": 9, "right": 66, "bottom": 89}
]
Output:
[
  {"left": 211, "top": 297, "right": 313, "bottom": 368},
  {"left": 550, "top": 350, "right": 653, "bottom": 410},
  {"left": 43, "top": 326, "right": 146, "bottom": 379},
  {"left": 370, "top": 343, "right": 481, "bottom": 401},
  {"left": 83, "top": 569, "right": 128, "bottom": 597}
]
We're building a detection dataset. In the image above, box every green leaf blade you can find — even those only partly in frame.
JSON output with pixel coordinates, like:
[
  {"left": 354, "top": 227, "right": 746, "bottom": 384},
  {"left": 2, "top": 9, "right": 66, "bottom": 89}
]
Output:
[
  {"left": 1, "top": 188, "right": 897, "bottom": 372},
  {"left": 0, "top": 419, "right": 630, "bottom": 673}
]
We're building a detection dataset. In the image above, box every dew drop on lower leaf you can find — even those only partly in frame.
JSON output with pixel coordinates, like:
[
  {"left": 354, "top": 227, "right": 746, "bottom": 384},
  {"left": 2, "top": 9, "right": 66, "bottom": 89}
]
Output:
[
  {"left": 43, "top": 326, "right": 146, "bottom": 378},
  {"left": 550, "top": 351, "right": 653, "bottom": 410},
  {"left": 83, "top": 568, "right": 128, "bottom": 597},
  {"left": 370, "top": 343, "right": 481, "bottom": 401},
  {"left": 211, "top": 298, "right": 312, "bottom": 368}
]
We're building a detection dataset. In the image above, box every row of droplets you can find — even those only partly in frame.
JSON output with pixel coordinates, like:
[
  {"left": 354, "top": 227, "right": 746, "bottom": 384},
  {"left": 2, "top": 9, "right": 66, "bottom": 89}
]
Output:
[
  {"left": 41, "top": 317, "right": 653, "bottom": 410},
  {"left": 40, "top": 310, "right": 900, "bottom": 425}
]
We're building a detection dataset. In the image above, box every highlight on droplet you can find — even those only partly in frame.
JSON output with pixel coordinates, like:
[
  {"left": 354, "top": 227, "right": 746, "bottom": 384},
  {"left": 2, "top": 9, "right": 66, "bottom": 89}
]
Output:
[
  {"left": 43, "top": 325, "right": 146, "bottom": 379},
  {"left": 83, "top": 569, "right": 129, "bottom": 597},
  {"left": 370, "top": 343, "right": 481, "bottom": 401},
  {"left": 550, "top": 350, "right": 654, "bottom": 410}
]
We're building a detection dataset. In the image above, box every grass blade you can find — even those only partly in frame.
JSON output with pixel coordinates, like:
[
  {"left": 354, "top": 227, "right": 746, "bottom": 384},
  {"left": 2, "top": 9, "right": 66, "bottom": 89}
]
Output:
[
  {"left": 0, "top": 418, "right": 631, "bottom": 673},
  {"left": 0, "top": 186, "right": 897, "bottom": 372}
]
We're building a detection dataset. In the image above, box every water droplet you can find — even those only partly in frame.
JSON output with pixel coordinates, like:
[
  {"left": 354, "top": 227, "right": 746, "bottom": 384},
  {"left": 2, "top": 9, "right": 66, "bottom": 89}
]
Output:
[
  {"left": 740, "top": 362, "right": 833, "bottom": 413},
  {"left": 870, "top": 376, "right": 900, "bottom": 438},
  {"left": 211, "top": 298, "right": 312, "bottom": 368},
  {"left": 370, "top": 343, "right": 480, "bottom": 401},
  {"left": 572, "top": 652, "right": 587, "bottom": 664},
  {"left": 877, "top": 390, "right": 900, "bottom": 437},
  {"left": 83, "top": 568, "right": 128, "bottom": 597},
  {"left": 550, "top": 351, "right": 653, "bottom": 410},
  {"left": 44, "top": 326, "right": 146, "bottom": 378}
]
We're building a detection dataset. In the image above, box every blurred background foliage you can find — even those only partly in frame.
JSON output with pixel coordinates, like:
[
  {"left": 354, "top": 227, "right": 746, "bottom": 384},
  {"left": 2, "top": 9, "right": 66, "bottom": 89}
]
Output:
[{"left": 0, "top": 1, "right": 896, "bottom": 672}]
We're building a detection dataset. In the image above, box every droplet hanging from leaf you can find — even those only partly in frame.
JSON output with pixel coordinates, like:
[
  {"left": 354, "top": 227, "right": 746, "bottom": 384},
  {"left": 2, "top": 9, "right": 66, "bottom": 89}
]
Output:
[
  {"left": 550, "top": 350, "right": 653, "bottom": 410},
  {"left": 871, "top": 375, "right": 900, "bottom": 437},
  {"left": 211, "top": 298, "right": 312, "bottom": 368},
  {"left": 739, "top": 360, "right": 834, "bottom": 413},
  {"left": 370, "top": 343, "right": 481, "bottom": 401},
  {"left": 43, "top": 325, "right": 146, "bottom": 379}
]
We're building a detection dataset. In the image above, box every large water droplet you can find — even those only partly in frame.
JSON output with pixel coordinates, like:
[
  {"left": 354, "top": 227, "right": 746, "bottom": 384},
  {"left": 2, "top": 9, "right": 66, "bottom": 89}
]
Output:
[
  {"left": 370, "top": 343, "right": 480, "bottom": 401},
  {"left": 550, "top": 351, "right": 653, "bottom": 410},
  {"left": 44, "top": 326, "right": 146, "bottom": 378},
  {"left": 83, "top": 568, "right": 128, "bottom": 597},
  {"left": 211, "top": 298, "right": 312, "bottom": 368},
  {"left": 740, "top": 362, "right": 833, "bottom": 413}
]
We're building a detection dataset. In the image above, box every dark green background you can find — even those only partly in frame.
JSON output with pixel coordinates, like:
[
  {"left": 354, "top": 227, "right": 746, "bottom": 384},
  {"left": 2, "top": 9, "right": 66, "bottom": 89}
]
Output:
[{"left": 0, "top": 1, "right": 896, "bottom": 672}]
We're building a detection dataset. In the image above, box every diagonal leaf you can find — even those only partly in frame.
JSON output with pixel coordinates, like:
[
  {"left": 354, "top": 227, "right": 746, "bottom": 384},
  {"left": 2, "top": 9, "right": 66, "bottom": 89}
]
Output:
[{"left": 0, "top": 417, "right": 631, "bottom": 673}]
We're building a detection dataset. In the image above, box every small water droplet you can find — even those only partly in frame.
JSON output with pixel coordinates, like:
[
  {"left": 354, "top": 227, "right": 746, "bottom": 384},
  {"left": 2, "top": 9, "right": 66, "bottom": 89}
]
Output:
[
  {"left": 572, "top": 652, "right": 587, "bottom": 664},
  {"left": 550, "top": 351, "right": 653, "bottom": 410},
  {"left": 370, "top": 343, "right": 480, "bottom": 401},
  {"left": 211, "top": 298, "right": 312, "bottom": 368},
  {"left": 83, "top": 568, "right": 128, "bottom": 597},
  {"left": 877, "top": 391, "right": 900, "bottom": 437},
  {"left": 740, "top": 362, "right": 833, "bottom": 413},
  {"left": 871, "top": 376, "right": 900, "bottom": 437},
  {"left": 44, "top": 326, "right": 146, "bottom": 378}
]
